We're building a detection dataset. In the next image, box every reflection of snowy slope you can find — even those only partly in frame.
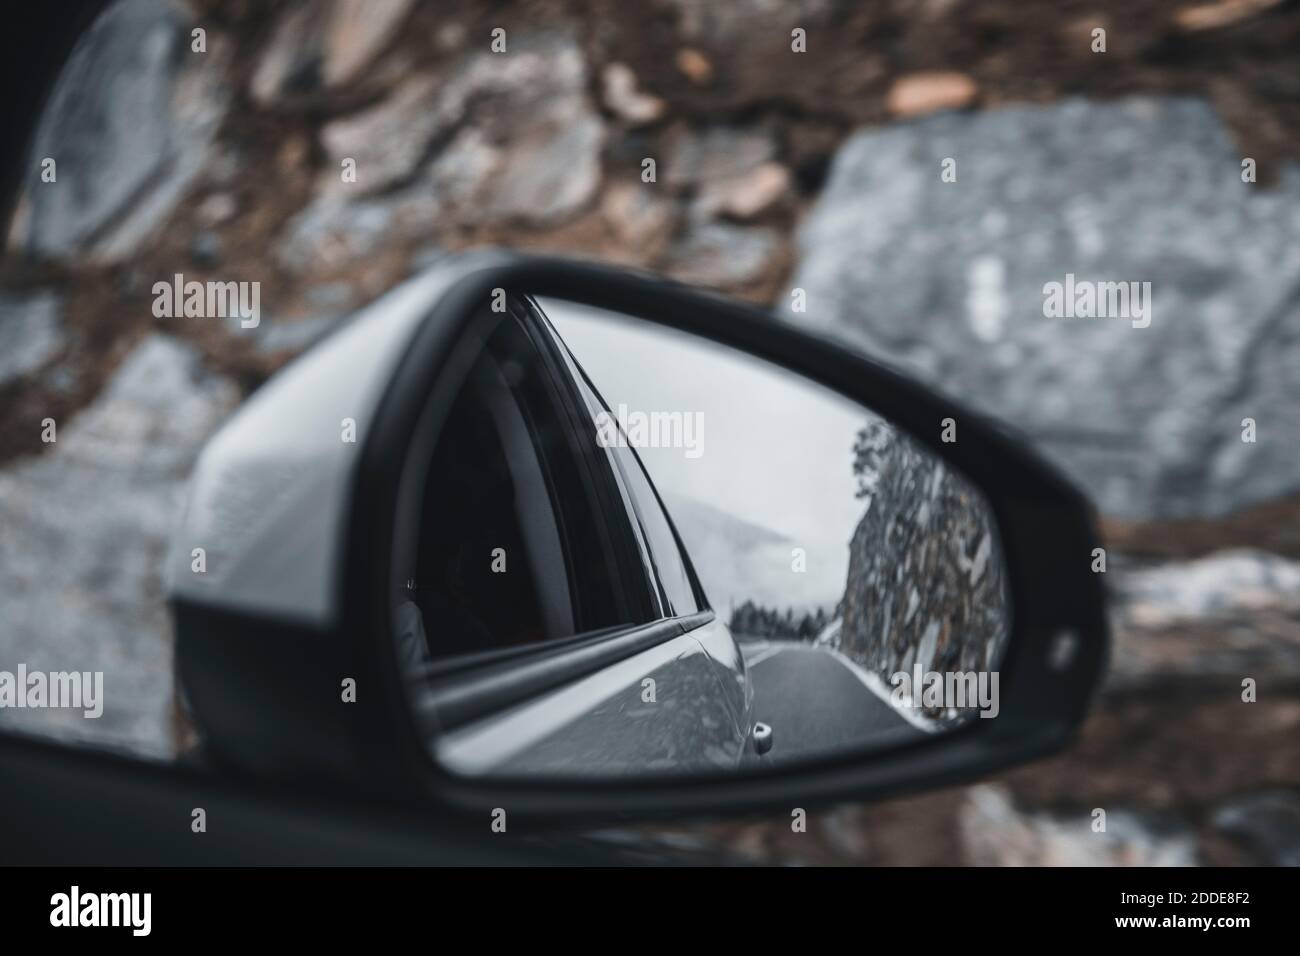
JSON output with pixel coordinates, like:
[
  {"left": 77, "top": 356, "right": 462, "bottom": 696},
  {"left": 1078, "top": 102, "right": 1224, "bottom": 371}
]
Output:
[{"left": 664, "top": 492, "right": 846, "bottom": 615}]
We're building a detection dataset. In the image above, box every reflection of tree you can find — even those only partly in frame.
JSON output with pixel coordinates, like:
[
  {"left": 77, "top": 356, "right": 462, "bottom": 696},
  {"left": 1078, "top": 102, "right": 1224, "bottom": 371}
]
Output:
[{"left": 730, "top": 600, "right": 829, "bottom": 641}]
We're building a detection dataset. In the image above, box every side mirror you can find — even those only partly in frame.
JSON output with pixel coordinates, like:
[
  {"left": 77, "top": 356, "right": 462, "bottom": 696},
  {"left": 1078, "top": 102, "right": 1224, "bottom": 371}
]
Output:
[{"left": 168, "top": 252, "right": 1107, "bottom": 822}]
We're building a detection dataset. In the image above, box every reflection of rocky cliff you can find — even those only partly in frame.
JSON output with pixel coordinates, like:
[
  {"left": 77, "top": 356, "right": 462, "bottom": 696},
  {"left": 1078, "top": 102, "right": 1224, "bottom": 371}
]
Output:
[{"left": 840, "top": 424, "right": 1008, "bottom": 722}]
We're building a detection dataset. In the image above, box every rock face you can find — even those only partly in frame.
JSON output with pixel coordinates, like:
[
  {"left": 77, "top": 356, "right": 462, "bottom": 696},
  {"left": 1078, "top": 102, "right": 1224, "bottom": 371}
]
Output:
[
  {"left": 438, "top": 29, "right": 605, "bottom": 226},
  {"left": 1105, "top": 549, "right": 1300, "bottom": 691},
  {"left": 838, "top": 422, "right": 1008, "bottom": 724},
  {"left": 665, "top": 124, "right": 789, "bottom": 224},
  {"left": 1113, "top": 549, "right": 1300, "bottom": 630},
  {"left": 0, "top": 335, "right": 238, "bottom": 758},
  {"left": 787, "top": 97, "right": 1300, "bottom": 521},
  {"left": 251, "top": 0, "right": 416, "bottom": 103},
  {"left": 280, "top": 28, "right": 605, "bottom": 269},
  {"left": 666, "top": 125, "right": 776, "bottom": 189},
  {"left": 0, "top": 2, "right": 1295, "bottom": 867},
  {"left": 319, "top": 73, "right": 451, "bottom": 196},
  {"left": 662, "top": 222, "right": 780, "bottom": 287},
  {"left": 0, "top": 291, "right": 64, "bottom": 387},
  {"left": 321, "top": 0, "right": 417, "bottom": 88},
  {"left": 670, "top": 0, "right": 832, "bottom": 45},
  {"left": 276, "top": 193, "right": 416, "bottom": 273},
  {"left": 602, "top": 63, "right": 666, "bottom": 125},
  {"left": 1211, "top": 790, "right": 1300, "bottom": 867},
  {"left": 961, "top": 785, "right": 1199, "bottom": 866},
  {"left": 12, "top": 0, "right": 229, "bottom": 263}
]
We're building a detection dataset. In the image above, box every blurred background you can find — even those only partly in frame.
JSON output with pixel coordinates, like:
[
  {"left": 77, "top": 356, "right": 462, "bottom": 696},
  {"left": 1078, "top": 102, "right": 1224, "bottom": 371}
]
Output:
[{"left": 2, "top": 0, "right": 1299, "bottom": 864}]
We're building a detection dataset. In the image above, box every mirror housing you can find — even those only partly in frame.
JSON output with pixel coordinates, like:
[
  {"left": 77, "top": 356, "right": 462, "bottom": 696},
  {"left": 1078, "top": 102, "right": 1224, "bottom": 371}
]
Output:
[{"left": 169, "top": 251, "right": 1108, "bottom": 822}]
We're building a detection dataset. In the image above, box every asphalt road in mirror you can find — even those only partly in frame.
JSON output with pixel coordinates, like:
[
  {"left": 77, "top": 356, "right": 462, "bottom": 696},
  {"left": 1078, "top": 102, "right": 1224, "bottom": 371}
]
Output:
[{"left": 738, "top": 639, "right": 931, "bottom": 766}]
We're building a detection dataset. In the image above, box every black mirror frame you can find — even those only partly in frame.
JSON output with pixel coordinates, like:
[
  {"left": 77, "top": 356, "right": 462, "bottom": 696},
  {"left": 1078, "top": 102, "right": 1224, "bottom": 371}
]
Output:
[{"left": 346, "top": 252, "right": 1109, "bottom": 824}]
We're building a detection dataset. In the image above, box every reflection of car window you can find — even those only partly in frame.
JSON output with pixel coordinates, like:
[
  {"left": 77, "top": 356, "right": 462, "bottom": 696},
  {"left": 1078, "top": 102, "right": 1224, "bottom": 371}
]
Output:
[
  {"left": 540, "top": 314, "right": 705, "bottom": 621},
  {"left": 610, "top": 443, "right": 702, "bottom": 618},
  {"left": 413, "top": 312, "right": 638, "bottom": 659}
]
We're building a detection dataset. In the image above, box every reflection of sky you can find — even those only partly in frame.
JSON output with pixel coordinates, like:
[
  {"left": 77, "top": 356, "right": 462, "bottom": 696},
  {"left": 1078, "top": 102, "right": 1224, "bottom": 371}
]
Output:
[{"left": 543, "top": 299, "right": 869, "bottom": 607}]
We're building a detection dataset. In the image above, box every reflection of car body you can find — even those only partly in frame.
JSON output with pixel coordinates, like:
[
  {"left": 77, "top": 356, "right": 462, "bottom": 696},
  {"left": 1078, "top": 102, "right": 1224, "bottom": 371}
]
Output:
[{"left": 171, "top": 282, "right": 757, "bottom": 778}]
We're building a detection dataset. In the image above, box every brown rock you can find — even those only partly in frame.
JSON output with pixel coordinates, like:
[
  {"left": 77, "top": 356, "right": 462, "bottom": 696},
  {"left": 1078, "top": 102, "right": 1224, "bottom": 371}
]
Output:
[
  {"left": 711, "top": 162, "right": 792, "bottom": 220},
  {"left": 676, "top": 48, "right": 714, "bottom": 84},
  {"left": 323, "top": 0, "right": 417, "bottom": 87},
  {"left": 318, "top": 73, "right": 449, "bottom": 195},
  {"left": 485, "top": 107, "right": 606, "bottom": 226},
  {"left": 1175, "top": 0, "right": 1281, "bottom": 32},
  {"left": 250, "top": 1, "right": 330, "bottom": 105},
  {"left": 885, "top": 72, "right": 978, "bottom": 118},
  {"left": 251, "top": 0, "right": 417, "bottom": 102},
  {"left": 601, "top": 183, "right": 675, "bottom": 246},
  {"left": 602, "top": 63, "right": 666, "bottom": 125}
]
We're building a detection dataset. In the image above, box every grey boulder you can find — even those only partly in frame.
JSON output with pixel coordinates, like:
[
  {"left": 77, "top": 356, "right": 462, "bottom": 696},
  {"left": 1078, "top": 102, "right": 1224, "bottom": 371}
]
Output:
[{"left": 788, "top": 97, "right": 1300, "bottom": 520}]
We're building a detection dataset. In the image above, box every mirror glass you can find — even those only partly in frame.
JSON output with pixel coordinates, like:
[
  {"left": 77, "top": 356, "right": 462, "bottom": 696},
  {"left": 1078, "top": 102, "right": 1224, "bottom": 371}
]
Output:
[{"left": 393, "top": 293, "right": 1010, "bottom": 779}]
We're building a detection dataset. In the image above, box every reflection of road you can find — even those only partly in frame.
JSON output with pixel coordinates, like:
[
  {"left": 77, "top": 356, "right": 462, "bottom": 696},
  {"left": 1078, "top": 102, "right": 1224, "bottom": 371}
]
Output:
[{"left": 740, "top": 639, "right": 928, "bottom": 764}]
